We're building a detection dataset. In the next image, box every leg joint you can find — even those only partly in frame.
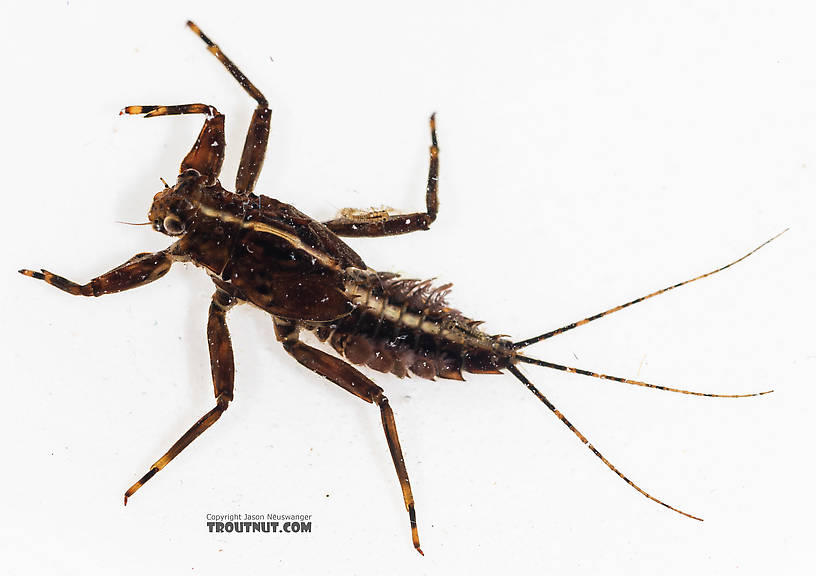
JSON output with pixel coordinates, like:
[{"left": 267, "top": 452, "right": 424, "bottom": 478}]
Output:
[
  {"left": 216, "top": 393, "right": 231, "bottom": 409},
  {"left": 211, "top": 289, "right": 235, "bottom": 311},
  {"left": 274, "top": 320, "right": 300, "bottom": 344}
]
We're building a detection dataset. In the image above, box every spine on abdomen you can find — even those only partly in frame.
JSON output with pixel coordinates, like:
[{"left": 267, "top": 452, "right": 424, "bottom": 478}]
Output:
[{"left": 307, "top": 270, "right": 515, "bottom": 381}]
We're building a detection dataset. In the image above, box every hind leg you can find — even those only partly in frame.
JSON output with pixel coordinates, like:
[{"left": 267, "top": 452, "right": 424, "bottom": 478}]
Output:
[
  {"left": 275, "top": 321, "right": 423, "bottom": 554},
  {"left": 323, "top": 114, "right": 439, "bottom": 237}
]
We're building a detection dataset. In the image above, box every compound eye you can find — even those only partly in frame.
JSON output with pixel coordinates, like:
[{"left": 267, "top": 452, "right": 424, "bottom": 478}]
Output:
[{"left": 163, "top": 215, "right": 185, "bottom": 235}]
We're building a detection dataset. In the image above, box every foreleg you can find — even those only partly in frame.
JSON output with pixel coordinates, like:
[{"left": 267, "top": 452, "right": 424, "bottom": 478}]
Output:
[{"left": 20, "top": 249, "right": 176, "bottom": 297}]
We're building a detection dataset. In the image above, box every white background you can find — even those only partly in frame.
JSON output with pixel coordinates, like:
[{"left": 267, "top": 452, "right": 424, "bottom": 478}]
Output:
[{"left": 2, "top": 1, "right": 814, "bottom": 574}]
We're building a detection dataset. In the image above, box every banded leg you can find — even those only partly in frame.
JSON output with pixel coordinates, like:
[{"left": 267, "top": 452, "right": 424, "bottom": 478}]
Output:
[
  {"left": 19, "top": 249, "right": 176, "bottom": 296},
  {"left": 121, "top": 104, "right": 225, "bottom": 184},
  {"left": 186, "top": 21, "right": 271, "bottom": 195},
  {"left": 124, "top": 289, "right": 237, "bottom": 503},
  {"left": 323, "top": 114, "right": 439, "bottom": 237},
  {"left": 274, "top": 322, "right": 423, "bottom": 555}
]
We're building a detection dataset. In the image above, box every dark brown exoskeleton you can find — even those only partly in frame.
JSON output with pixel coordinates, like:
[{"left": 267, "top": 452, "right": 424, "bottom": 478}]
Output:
[{"left": 20, "top": 22, "right": 785, "bottom": 554}]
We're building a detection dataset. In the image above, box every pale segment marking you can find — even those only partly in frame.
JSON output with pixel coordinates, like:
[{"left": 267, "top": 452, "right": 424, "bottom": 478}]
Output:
[{"left": 344, "top": 277, "right": 509, "bottom": 353}]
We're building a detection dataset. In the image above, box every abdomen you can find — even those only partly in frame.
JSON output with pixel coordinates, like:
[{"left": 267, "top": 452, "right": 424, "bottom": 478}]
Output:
[{"left": 306, "top": 269, "right": 515, "bottom": 380}]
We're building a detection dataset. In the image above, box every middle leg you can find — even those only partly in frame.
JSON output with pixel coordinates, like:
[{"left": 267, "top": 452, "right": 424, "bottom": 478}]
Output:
[
  {"left": 124, "top": 288, "right": 238, "bottom": 504},
  {"left": 186, "top": 21, "right": 271, "bottom": 195},
  {"left": 275, "top": 321, "right": 423, "bottom": 554}
]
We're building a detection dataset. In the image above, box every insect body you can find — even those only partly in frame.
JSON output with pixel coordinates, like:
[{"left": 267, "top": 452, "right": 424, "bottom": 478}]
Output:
[{"left": 20, "top": 22, "right": 783, "bottom": 554}]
